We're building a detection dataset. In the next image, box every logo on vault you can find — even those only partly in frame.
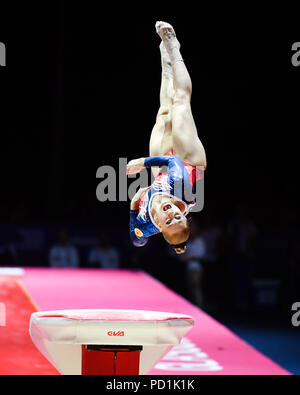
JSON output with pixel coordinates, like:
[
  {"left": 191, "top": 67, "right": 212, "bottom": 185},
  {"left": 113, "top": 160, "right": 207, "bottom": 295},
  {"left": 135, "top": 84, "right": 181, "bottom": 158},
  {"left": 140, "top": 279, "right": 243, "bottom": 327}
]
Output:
[{"left": 107, "top": 331, "right": 125, "bottom": 336}]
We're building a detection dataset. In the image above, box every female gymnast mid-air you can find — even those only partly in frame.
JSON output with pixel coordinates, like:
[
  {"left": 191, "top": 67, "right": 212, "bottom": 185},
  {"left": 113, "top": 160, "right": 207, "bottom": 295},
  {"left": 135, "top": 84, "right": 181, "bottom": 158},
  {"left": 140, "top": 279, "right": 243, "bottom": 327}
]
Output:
[{"left": 127, "top": 21, "right": 207, "bottom": 254}]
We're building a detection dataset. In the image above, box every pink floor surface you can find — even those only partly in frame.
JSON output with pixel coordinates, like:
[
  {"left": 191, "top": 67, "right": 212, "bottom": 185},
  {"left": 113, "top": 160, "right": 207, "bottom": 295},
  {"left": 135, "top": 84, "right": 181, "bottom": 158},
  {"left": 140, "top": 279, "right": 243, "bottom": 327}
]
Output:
[{"left": 20, "top": 268, "right": 290, "bottom": 375}]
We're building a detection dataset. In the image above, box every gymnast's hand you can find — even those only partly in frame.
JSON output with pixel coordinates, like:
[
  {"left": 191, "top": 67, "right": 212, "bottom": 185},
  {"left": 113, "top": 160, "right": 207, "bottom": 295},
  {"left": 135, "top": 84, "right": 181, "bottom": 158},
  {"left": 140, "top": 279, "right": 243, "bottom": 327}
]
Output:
[
  {"left": 126, "top": 158, "right": 146, "bottom": 175},
  {"left": 130, "top": 186, "right": 149, "bottom": 210}
]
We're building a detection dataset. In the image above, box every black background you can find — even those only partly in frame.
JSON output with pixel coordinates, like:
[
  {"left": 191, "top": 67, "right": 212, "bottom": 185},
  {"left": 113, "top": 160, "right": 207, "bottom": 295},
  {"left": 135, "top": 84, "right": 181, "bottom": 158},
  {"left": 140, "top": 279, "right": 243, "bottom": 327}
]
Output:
[{"left": 0, "top": 4, "right": 298, "bottom": 227}]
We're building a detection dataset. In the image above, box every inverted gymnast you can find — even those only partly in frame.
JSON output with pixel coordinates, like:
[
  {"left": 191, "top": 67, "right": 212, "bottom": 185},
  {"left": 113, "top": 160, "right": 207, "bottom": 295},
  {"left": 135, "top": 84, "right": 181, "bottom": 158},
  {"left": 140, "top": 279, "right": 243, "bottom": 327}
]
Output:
[{"left": 127, "top": 21, "right": 207, "bottom": 254}]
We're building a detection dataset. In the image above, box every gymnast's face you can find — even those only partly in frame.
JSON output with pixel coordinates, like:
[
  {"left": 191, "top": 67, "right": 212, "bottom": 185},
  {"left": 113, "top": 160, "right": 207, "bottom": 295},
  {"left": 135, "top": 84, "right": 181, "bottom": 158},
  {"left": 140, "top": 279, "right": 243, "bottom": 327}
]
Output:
[{"left": 155, "top": 200, "right": 187, "bottom": 232}]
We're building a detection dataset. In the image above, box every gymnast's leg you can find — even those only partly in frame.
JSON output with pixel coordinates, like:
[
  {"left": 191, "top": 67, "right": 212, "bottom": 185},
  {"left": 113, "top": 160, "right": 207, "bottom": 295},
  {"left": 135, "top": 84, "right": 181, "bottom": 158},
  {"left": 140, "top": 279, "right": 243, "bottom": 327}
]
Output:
[
  {"left": 149, "top": 43, "right": 174, "bottom": 158},
  {"left": 156, "top": 21, "right": 207, "bottom": 169}
]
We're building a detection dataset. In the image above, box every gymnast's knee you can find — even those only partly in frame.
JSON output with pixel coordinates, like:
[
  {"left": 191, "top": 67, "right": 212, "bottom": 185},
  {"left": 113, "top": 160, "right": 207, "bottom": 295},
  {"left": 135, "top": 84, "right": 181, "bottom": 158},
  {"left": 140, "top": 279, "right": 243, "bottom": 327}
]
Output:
[{"left": 173, "top": 90, "right": 191, "bottom": 108}]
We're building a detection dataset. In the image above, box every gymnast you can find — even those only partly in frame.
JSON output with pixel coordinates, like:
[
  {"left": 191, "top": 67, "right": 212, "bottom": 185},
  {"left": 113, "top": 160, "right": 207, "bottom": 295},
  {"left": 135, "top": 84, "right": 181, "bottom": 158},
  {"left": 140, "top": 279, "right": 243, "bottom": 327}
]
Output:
[{"left": 127, "top": 22, "right": 207, "bottom": 254}]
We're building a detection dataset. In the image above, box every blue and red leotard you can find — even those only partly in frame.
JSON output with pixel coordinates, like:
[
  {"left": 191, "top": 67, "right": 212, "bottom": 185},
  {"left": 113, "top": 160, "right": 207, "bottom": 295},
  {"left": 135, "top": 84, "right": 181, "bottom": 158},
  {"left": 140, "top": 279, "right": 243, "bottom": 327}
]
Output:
[{"left": 129, "top": 151, "right": 204, "bottom": 247}]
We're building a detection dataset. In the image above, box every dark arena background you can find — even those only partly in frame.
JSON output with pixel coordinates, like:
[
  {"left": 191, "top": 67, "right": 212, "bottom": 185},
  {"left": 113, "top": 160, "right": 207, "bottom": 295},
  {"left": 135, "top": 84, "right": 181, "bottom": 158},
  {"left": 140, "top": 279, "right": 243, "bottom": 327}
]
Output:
[{"left": 0, "top": 3, "right": 299, "bottom": 377}]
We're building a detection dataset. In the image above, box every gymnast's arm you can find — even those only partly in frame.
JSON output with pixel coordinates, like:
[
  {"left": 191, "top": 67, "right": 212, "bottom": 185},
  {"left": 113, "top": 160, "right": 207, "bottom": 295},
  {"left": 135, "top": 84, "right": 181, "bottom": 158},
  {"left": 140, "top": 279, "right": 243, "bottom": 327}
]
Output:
[
  {"left": 130, "top": 187, "right": 149, "bottom": 210},
  {"left": 129, "top": 187, "right": 149, "bottom": 247},
  {"left": 127, "top": 156, "right": 187, "bottom": 193},
  {"left": 127, "top": 156, "right": 184, "bottom": 179},
  {"left": 130, "top": 156, "right": 191, "bottom": 200},
  {"left": 129, "top": 211, "right": 148, "bottom": 247}
]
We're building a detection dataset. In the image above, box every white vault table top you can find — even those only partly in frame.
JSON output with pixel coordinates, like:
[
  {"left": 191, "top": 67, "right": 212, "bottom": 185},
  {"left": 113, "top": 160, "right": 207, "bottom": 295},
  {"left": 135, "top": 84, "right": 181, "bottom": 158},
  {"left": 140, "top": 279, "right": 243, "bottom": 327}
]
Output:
[{"left": 30, "top": 309, "right": 194, "bottom": 346}]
